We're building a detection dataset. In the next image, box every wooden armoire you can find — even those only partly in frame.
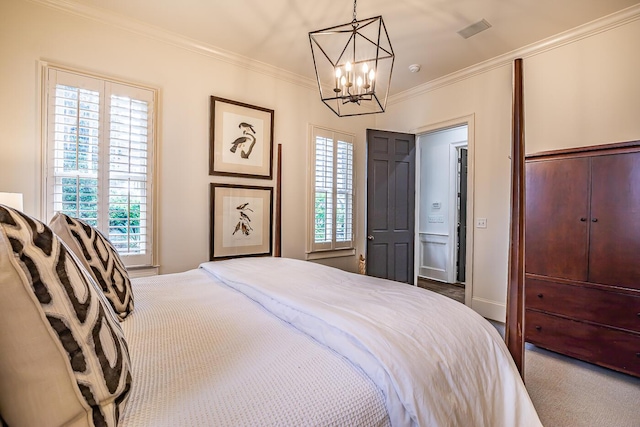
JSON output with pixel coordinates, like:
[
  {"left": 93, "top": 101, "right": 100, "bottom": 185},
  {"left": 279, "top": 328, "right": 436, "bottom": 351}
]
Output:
[{"left": 524, "top": 141, "right": 640, "bottom": 377}]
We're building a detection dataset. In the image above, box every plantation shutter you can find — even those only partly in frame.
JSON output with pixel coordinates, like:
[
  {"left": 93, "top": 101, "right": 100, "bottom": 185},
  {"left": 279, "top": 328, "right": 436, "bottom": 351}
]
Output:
[
  {"left": 309, "top": 126, "right": 354, "bottom": 253},
  {"left": 313, "top": 130, "right": 334, "bottom": 250},
  {"left": 335, "top": 138, "right": 353, "bottom": 248},
  {"left": 45, "top": 68, "right": 155, "bottom": 267}
]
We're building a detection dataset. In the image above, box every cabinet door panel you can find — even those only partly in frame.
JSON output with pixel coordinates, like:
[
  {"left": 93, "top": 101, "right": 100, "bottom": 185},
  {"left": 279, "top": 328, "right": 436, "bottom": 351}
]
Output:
[
  {"left": 525, "top": 158, "right": 590, "bottom": 280},
  {"left": 589, "top": 152, "right": 640, "bottom": 289}
]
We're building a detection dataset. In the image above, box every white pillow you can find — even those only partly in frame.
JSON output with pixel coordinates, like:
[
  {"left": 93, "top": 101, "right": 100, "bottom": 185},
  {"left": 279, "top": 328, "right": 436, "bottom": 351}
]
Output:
[{"left": 0, "top": 205, "right": 131, "bottom": 426}]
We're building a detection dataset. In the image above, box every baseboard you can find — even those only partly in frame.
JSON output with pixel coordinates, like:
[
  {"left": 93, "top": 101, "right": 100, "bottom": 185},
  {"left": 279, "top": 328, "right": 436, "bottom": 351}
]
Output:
[{"left": 471, "top": 296, "right": 506, "bottom": 322}]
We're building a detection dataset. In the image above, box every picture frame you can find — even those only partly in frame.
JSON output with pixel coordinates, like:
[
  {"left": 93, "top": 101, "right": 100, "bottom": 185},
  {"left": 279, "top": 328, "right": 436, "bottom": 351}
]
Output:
[
  {"left": 209, "top": 96, "right": 274, "bottom": 179},
  {"left": 210, "top": 183, "right": 273, "bottom": 260}
]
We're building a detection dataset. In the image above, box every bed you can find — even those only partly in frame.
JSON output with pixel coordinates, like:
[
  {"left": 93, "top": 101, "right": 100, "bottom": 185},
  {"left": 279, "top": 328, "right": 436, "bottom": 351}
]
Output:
[
  {"left": 119, "top": 257, "right": 541, "bottom": 426},
  {"left": 1, "top": 106, "right": 547, "bottom": 427},
  {"left": 0, "top": 204, "right": 541, "bottom": 426}
]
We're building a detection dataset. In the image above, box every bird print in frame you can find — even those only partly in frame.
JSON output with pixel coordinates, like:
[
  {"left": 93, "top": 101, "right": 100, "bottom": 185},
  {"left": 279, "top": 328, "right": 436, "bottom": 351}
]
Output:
[
  {"left": 210, "top": 96, "right": 274, "bottom": 179},
  {"left": 210, "top": 183, "right": 273, "bottom": 260}
]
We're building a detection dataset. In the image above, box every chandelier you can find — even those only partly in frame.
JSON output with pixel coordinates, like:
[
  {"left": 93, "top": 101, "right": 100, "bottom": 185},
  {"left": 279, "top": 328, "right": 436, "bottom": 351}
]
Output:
[{"left": 309, "top": 0, "right": 394, "bottom": 117}]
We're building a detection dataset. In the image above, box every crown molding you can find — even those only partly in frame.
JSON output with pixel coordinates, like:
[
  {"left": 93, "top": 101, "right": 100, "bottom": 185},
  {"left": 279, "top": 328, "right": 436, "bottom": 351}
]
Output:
[
  {"left": 27, "top": 0, "right": 318, "bottom": 91},
  {"left": 25, "top": 0, "right": 640, "bottom": 104},
  {"left": 388, "top": 3, "right": 640, "bottom": 106}
]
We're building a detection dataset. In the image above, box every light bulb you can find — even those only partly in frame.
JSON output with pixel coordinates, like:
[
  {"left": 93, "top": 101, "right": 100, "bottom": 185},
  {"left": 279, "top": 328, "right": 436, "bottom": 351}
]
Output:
[
  {"left": 346, "top": 62, "right": 352, "bottom": 72},
  {"left": 335, "top": 68, "right": 341, "bottom": 78},
  {"left": 340, "top": 76, "right": 346, "bottom": 86},
  {"left": 357, "top": 76, "right": 363, "bottom": 87},
  {"left": 369, "top": 69, "right": 375, "bottom": 81},
  {"left": 362, "top": 63, "right": 369, "bottom": 74}
]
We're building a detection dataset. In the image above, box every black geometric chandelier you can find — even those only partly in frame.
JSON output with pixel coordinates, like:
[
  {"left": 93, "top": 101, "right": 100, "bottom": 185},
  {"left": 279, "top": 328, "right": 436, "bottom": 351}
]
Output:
[{"left": 309, "top": 0, "right": 394, "bottom": 117}]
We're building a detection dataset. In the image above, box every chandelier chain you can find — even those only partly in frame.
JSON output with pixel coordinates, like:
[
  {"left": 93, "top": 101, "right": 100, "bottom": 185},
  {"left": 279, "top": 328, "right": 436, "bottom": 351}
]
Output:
[{"left": 353, "top": 0, "right": 357, "bottom": 22}]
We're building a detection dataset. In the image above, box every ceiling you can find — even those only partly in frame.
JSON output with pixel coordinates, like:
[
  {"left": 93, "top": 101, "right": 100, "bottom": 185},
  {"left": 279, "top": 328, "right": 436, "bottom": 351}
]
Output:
[{"left": 68, "top": 0, "right": 639, "bottom": 95}]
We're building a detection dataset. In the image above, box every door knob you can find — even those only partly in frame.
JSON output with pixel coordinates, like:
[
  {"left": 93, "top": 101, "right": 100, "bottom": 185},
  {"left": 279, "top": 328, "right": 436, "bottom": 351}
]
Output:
[
  {"left": 580, "top": 217, "right": 587, "bottom": 222},
  {"left": 367, "top": 235, "right": 374, "bottom": 241},
  {"left": 591, "top": 218, "right": 598, "bottom": 222}
]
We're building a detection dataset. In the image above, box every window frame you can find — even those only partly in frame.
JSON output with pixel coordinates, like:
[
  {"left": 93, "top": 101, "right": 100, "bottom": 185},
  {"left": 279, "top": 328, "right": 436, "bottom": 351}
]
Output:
[
  {"left": 40, "top": 63, "right": 158, "bottom": 269},
  {"left": 306, "top": 124, "right": 356, "bottom": 260}
]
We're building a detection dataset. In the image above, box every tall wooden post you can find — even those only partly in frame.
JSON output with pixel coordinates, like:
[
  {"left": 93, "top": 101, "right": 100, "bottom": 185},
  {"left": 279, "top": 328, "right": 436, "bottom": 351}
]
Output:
[
  {"left": 506, "top": 58, "right": 525, "bottom": 376},
  {"left": 274, "top": 143, "right": 282, "bottom": 257}
]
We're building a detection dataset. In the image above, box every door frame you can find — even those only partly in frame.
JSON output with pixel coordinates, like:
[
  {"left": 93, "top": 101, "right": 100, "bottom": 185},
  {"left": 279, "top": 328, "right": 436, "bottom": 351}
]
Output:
[{"left": 413, "top": 114, "right": 475, "bottom": 306}]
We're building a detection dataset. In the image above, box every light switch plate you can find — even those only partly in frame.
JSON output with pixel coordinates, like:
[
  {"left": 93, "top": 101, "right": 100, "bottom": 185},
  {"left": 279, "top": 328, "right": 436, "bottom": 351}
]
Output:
[{"left": 476, "top": 218, "right": 487, "bottom": 228}]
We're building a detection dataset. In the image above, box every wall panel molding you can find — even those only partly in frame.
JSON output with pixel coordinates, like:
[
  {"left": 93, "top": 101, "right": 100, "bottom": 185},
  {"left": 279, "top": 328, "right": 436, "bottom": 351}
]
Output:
[{"left": 418, "top": 232, "right": 449, "bottom": 282}]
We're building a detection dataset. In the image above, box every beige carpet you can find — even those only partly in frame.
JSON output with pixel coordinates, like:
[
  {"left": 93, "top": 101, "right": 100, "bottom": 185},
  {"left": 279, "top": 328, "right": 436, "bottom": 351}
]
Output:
[
  {"left": 524, "top": 343, "right": 640, "bottom": 427},
  {"left": 488, "top": 321, "right": 640, "bottom": 427}
]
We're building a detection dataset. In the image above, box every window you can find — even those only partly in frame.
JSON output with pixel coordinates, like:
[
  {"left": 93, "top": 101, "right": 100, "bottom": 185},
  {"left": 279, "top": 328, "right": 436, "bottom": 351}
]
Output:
[
  {"left": 43, "top": 66, "right": 156, "bottom": 267},
  {"left": 308, "top": 125, "right": 355, "bottom": 257}
]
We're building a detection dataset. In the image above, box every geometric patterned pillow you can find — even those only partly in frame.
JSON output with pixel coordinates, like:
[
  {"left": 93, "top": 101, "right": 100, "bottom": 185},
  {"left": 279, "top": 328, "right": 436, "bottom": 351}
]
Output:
[
  {"left": 0, "top": 205, "right": 132, "bottom": 426},
  {"left": 50, "top": 212, "right": 134, "bottom": 321}
]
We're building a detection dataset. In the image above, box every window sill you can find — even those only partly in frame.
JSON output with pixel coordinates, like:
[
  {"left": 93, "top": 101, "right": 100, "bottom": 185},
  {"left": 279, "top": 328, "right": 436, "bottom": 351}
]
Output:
[
  {"left": 127, "top": 265, "right": 159, "bottom": 278},
  {"left": 305, "top": 248, "right": 355, "bottom": 260}
]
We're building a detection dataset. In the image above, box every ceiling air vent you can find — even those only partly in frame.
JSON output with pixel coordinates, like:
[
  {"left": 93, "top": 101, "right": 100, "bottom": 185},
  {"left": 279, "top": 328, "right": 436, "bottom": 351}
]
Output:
[{"left": 457, "top": 19, "right": 492, "bottom": 39}]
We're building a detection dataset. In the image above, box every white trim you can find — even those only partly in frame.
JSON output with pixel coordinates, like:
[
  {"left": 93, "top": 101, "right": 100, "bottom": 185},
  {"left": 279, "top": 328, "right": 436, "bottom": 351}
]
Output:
[
  {"left": 306, "top": 124, "right": 356, "bottom": 257},
  {"left": 127, "top": 266, "right": 159, "bottom": 278},
  {"left": 471, "top": 296, "right": 506, "bottom": 323},
  {"left": 30, "top": 0, "right": 316, "bottom": 91},
  {"left": 389, "top": 3, "right": 640, "bottom": 105},
  {"left": 305, "top": 248, "right": 356, "bottom": 261},
  {"left": 418, "top": 233, "right": 449, "bottom": 282},
  {"left": 40, "top": 62, "right": 159, "bottom": 267},
  {"left": 29, "top": 0, "right": 640, "bottom": 102}
]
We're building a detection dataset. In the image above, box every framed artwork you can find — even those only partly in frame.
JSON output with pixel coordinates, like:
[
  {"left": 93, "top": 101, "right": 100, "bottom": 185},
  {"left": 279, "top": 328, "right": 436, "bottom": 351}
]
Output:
[
  {"left": 210, "top": 183, "right": 273, "bottom": 260},
  {"left": 209, "top": 96, "right": 274, "bottom": 179}
]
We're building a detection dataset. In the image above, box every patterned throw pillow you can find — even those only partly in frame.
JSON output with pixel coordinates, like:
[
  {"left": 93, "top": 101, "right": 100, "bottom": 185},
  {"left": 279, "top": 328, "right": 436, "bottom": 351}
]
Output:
[
  {"left": 0, "top": 205, "right": 131, "bottom": 426},
  {"left": 50, "top": 212, "right": 134, "bottom": 320}
]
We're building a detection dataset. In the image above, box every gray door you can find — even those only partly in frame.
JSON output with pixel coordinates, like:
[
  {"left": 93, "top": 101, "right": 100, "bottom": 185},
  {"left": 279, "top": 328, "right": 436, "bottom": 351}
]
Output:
[
  {"left": 366, "top": 129, "right": 416, "bottom": 284},
  {"left": 457, "top": 148, "right": 468, "bottom": 282}
]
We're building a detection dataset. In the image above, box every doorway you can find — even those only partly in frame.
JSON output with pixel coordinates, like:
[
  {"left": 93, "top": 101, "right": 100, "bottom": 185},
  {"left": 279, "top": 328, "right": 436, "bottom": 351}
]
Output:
[
  {"left": 363, "top": 116, "right": 474, "bottom": 306},
  {"left": 416, "top": 124, "right": 469, "bottom": 291}
]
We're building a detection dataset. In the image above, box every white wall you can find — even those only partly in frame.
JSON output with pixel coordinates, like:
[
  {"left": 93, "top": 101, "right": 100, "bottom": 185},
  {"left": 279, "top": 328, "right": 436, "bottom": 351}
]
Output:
[
  {"left": 2, "top": 1, "right": 639, "bottom": 321},
  {"left": 524, "top": 17, "right": 640, "bottom": 153},
  {"left": 0, "top": 0, "right": 375, "bottom": 274},
  {"left": 376, "top": 14, "right": 640, "bottom": 321}
]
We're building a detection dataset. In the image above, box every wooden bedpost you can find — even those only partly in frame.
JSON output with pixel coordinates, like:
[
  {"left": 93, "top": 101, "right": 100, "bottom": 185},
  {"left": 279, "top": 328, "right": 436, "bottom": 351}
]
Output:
[
  {"left": 506, "top": 58, "right": 525, "bottom": 376},
  {"left": 274, "top": 143, "right": 282, "bottom": 257}
]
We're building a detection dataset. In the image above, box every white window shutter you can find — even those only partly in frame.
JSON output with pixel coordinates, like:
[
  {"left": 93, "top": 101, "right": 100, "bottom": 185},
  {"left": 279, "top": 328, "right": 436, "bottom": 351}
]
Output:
[
  {"left": 335, "top": 139, "right": 353, "bottom": 248},
  {"left": 45, "top": 67, "right": 155, "bottom": 267},
  {"left": 106, "top": 82, "right": 154, "bottom": 266},
  {"left": 309, "top": 126, "right": 355, "bottom": 254}
]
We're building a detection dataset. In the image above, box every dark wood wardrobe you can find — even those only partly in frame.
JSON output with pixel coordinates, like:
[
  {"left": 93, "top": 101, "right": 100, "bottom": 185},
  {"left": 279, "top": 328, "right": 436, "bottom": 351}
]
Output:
[{"left": 524, "top": 141, "right": 640, "bottom": 377}]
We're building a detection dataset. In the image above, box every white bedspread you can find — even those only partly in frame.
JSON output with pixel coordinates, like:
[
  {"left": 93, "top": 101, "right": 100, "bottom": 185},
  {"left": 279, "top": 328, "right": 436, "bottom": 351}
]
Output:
[
  {"left": 201, "top": 257, "right": 542, "bottom": 427},
  {"left": 119, "top": 269, "right": 390, "bottom": 427}
]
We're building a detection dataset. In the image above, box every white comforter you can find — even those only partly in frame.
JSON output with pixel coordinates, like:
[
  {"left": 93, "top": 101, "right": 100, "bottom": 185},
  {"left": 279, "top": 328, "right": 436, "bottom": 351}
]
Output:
[
  {"left": 120, "top": 267, "right": 390, "bottom": 427},
  {"left": 201, "top": 257, "right": 542, "bottom": 427}
]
